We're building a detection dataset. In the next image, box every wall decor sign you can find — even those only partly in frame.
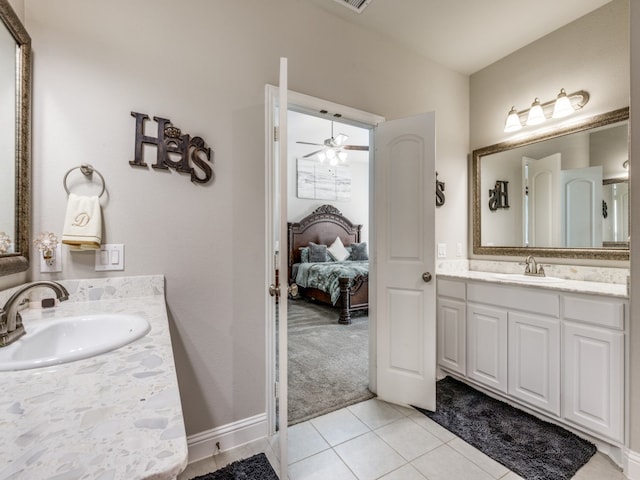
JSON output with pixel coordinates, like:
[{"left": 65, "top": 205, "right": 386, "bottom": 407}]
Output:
[
  {"left": 488, "top": 180, "right": 510, "bottom": 211},
  {"left": 436, "top": 171, "right": 445, "bottom": 207},
  {"left": 297, "top": 158, "right": 351, "bottom": 201},
  {"left": 129, "top": 112, "right": 214, "bottom": 184}
]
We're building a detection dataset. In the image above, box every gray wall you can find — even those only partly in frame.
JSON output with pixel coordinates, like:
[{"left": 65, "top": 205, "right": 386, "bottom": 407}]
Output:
[{"left": 23, "top": 0, "right": 468, "bottom": 436}]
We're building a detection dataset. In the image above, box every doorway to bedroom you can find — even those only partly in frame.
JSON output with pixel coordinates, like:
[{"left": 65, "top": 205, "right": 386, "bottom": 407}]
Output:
[{"left": 286, "top": 108, "right": 373, "bottom": 425}]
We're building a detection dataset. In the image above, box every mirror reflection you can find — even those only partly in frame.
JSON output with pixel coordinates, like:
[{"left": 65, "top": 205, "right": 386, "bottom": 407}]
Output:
[
  {"left": 0, "top": 15, "right": 16, "bottom": 253},
  {"left": 0, "top": 0, "right": 31, "bottom": 275},
  {"left": 473, "top": 108, "right": 629, "bottom": 260}
]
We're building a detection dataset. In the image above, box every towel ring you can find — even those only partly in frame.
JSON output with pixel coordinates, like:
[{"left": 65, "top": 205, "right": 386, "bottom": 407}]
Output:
[{"left": 63, "top": 164, "right": 106, "bottom": 198}]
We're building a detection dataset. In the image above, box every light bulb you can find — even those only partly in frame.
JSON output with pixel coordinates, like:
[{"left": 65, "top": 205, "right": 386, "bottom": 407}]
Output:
[
  {"left": 337, "top": 150, "right": 348, "bottom": 162},
  {"left": 525, "top": 98, "right": 545, "bottom": 126},
  {"left": 326, "top": 148, "right": 336, "bottom": 160},
  {"left": 317, "top": 151, "right": 326, "bottom": 162},
  {"left": 504, "top": 107, "right": 522, "bottom": 133},
  {"left": 330, "top": 156, "right": 338, "bottom": 166},
  {"left": 552, "top": 89, "right": 574, "bottom": 119}
]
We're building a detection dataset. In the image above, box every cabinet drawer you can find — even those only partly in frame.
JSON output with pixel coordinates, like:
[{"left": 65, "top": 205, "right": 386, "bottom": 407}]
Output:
[
  {"left": 563, "top": 296, "right": 625, "bottom": 330},
  {"left": 467, "top": 282, "right": 559, "bottom": 317},
  {"left": 437, "top": 278, "right": 466, "bottom": 300}
]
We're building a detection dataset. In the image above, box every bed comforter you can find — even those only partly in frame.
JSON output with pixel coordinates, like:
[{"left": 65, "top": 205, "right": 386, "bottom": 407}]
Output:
[{"left": 294, "top": 261, "right": 369, "bottom": 305}]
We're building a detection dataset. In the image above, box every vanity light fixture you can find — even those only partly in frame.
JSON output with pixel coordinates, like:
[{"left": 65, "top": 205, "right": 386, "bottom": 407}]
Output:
[
  {"left": 34, "top": 232, "right": 59, "bottom": 266},
  {"left": 504, "top": 89, "right": 590, "bottom": 132}
]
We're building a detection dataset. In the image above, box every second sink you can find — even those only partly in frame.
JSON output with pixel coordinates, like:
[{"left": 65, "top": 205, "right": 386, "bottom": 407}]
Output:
[
  {"left": 0, "top": 313, "right": 150, "bottom": 371},
  {"left": 491, "top": 273, "right": 563, "bottom": 284}
]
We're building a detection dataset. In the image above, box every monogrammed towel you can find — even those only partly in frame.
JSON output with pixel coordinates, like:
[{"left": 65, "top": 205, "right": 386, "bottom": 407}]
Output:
[{"left": 61, "top": 193, "right": 102, "bottom": 250}]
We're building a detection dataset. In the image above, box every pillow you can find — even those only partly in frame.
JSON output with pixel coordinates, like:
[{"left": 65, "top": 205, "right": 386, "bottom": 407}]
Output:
[
  {"left": 299, "top": 247, "right": 309, "bottom": 263},
  {"left": 350, "top": 242, "right": 368, "bottom": 261},
  {"left": 328, "top": 236, "right": 350, "bottom": 262},
  {"left": 308, "top": 242, "right": 328, "bottom": 263}
]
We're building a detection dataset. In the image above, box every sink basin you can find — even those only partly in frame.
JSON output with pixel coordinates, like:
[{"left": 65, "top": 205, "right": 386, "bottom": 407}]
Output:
[
  {"left": 0, "top": 313, "right": 150, "bottom": 371},
  {"left": 491, "top": 273, "right": 563, "bottom": 284}
]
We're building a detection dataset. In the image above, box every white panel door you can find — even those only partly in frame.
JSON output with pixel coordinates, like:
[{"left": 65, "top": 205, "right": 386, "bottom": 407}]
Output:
[
  {"left": 523, "top": 154, "right": 561, "bottom": 247},
  {"left": 467, "top": 304, "right": 508, "bottom": 393},
  {"left": 375, "top": 113, "right": 436, "bottom": 410},
  {"left": 561, "top": 166, "right": 603, "bottom": 247},
  {"left": 437, "top": 298, "right": 466, "bottom": 375},
  {"left": 508, "top": 312, "right": 560, "bottom": 415},
  {"left": 563, "top": 321, "right": 624, "bottom": 441}
]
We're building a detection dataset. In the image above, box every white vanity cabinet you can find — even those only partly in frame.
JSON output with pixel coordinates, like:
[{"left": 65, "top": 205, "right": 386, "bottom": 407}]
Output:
[
  {"left": 436, "top": 279, "right": 466, "bottom": 375},
  {"left": 562, "top": 294, "right": 625, "bottom": 442},
  {"left": 436, "top": 275, "right": 626, "bottom": 445},
  {"left": 508, "top": 311, "right": 560, "bottom": 415},
  {"left": 467, "top": 303, "right": 508, "bottom": 393},
  {"left": 466, "top": 282, "right": 560, "bottom": 409}
]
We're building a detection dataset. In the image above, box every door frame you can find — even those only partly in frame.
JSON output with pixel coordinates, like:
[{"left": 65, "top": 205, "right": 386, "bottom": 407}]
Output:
[{"left": 264, "top": 85, "right": 384, "bottom": 434}]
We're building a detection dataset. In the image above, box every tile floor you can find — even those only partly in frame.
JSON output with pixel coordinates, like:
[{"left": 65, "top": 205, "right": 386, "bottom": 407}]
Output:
[{"left": 179, "top": 398, "right": 625, "bottom": 480}]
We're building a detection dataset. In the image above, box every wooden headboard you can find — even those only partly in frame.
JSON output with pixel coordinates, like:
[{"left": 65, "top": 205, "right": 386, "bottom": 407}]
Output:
[{"left": 287, "top": 204, "right": 362, "bottom": 276}]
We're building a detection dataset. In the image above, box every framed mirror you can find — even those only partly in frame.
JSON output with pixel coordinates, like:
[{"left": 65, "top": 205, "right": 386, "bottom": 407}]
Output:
[
  {"left": 0, "top": 0, "right": 31, "bottom": 275},
  {"left": 473, "top": 107, "right": 629, "bottom": 261}
]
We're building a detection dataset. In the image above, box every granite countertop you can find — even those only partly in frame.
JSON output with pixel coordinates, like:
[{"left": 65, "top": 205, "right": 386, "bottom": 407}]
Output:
[
  {"left": 438, "top": 270, "right": 628, "bottom": 299},
  {"left": 0, "top": 275, "right": 188, "bottom": 480}
]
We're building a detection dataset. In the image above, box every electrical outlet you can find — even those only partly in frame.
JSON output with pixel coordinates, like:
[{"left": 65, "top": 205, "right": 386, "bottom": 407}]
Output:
[
  {"left": 95, "top": 244, "right": 125, "bottom": 271},
  {"left": 40, "top": 244, "right": 62, "bottom": 273},
  {"left": 437, "top": 243, "right": 447, "bottom": 258}
]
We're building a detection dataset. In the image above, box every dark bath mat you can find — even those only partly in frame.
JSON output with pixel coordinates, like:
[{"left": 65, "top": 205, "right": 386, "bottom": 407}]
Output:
[
  {"left": 190, "top": 453, "right": 278, "bottom": 480},
  {"left": 414, "top": 376, "right": 597, "bottom": 480}
]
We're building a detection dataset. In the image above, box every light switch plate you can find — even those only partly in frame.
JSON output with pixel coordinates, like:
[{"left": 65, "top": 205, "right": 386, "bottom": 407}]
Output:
[
  {"left": 456, "top": 242, "right": 463, "bottom": 257},
  {"left": 95, "top": 244, "right": 124, "bottom": 271},
  {"left": 437, "top": 243, "right": 447, "bottom": 258},
  {"left": 40, "top": 244, "right": 62, "bottom": 273}
]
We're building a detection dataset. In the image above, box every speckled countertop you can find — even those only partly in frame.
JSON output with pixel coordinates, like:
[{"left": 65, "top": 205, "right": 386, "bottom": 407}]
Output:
[
  {"left": 0, "top": 275, "right": 188, "bottom": 480},
  {"left": 438, "top": 270, "right": 628, "bottom": 299}
]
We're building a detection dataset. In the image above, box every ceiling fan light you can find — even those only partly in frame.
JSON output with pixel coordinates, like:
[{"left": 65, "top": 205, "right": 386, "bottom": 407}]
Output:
[
  {"left": 326, "top": 148, "right": 337, "bottom": 160},
  {"left": 334, "top": 133, "right": 349, "bottom": 146},
  {"left": 317, "top": 151, "right": 326, "bottom": 162},
  {"left": 337, "top": 150, "right": 348, "bottom": 162},
  {"left": 329, "top": 156, "right": 339, "bottom": 166},
  {"left": 526, "top": 98, "right": 545, "bottom": 126},
  {"left": 504, "top": 107, "right": 522, "bottom": 133},
  {"left": 552, "top": 89, "right": 574, "bottom": 119}
]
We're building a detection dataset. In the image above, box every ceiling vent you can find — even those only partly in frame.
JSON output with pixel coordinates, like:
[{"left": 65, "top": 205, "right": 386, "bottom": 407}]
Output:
[{"left": 333, "top": 0, "right": 372, "bottom": 13}]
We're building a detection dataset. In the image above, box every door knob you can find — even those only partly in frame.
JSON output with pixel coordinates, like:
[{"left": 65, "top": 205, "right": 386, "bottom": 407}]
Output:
[
  {"left": 268, "top": 284, "right": 280, "bottom": 297},
  {"left": 288, "top": 283, "right": 299, "bottom": 296},
  {"left": 422, "top": 272, "right": 432, "bottom": 283}
]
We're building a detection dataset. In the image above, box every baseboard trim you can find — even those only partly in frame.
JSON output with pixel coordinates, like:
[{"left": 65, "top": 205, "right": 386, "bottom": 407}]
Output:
[
  {"left": 625, "top": 448, "right": 640, "bottom": 479},
  {"left": 187, "top": 413, "right": 268, "bottom": 464}
]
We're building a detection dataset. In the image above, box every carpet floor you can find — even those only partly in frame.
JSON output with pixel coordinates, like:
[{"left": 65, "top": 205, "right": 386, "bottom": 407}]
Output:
[
  {"left": 415, "top": 376, "right": 597, "bottom": 480},
  {"left": 288, "top": 298, "right": 374, "bottom": 425},
  {"left": 190, "top": 453, "right": 278, "bottom": 480}
]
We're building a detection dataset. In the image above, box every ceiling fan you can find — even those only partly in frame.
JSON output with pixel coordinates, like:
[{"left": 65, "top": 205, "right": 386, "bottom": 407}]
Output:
[{"left": 296, "top": 121, "right": 369, "bottom": 164}]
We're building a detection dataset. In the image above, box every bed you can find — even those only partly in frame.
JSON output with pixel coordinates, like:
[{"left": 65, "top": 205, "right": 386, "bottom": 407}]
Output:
[{"left": 287, "top": 204, "right": 369, "bottom": 325}]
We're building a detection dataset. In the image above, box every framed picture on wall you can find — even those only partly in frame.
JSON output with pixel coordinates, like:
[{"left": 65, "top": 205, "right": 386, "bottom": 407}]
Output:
[{"left": 297, "top": 158, "right": 351, "bottom": 201}]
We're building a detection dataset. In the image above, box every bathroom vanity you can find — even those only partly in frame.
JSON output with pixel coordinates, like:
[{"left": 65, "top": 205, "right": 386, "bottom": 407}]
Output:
[
  {"left": 437, "top": 271, "right": 627, "bottom": 454},
  {"left": 0, "top": 275, "right": 187, "bottom": 480}
]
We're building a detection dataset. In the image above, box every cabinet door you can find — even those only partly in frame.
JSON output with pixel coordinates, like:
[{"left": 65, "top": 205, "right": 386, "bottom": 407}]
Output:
[
  {"left": 563, "top": 321, "right": 624, "bottom": 442},
  {"left": 508, "top": 312, "right": 560, "bottom": 415},
  {"left": 467, "top": 304, "right": 508, "bottom": 393},
  {"left": 437, "top": 298, "right": 466, "bottom": 375}
]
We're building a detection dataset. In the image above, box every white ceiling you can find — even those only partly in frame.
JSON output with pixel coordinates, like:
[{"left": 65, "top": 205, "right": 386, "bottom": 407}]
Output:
[{"left": 306, "top": 0, "right": 613, "bottom": 75}]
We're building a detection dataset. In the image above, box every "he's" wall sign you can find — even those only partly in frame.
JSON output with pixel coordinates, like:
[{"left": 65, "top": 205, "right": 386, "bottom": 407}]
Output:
[{"left": 129, "top": 112, "right": 214, "bottom": 184}]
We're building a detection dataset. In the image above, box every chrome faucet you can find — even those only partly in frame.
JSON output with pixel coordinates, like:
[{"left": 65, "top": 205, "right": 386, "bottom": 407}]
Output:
[
  {"left": 524, "top": 255, "right": 545, "bottom": 277},
  {"left": 0, "top": 281, "right": 69, "bottom": 347}
]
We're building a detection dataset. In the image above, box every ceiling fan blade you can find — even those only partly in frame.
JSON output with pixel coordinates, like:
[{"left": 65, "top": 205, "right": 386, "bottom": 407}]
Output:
[
  {"left": 343, "top": 145, "right": 369, "bottom": 151},
  {"left": 297, "top": 141, "right": 324, "bottom": 146},
  {"left": 303, "top": 149, "right": 324, "bottom": 158}
]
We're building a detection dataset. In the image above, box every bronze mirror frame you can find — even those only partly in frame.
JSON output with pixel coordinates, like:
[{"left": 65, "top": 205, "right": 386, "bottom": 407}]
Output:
[
  {"left": 472, "top": 107, "right": 629, "bottom": 261},
  {"left": 0, "top": 0, "right": 31, "bottom": 276}
]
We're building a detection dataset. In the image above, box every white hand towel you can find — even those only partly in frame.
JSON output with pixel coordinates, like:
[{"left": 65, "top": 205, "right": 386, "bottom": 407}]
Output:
[{"left": 61, "top": 193, "right": 102, "bottom": 250}]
